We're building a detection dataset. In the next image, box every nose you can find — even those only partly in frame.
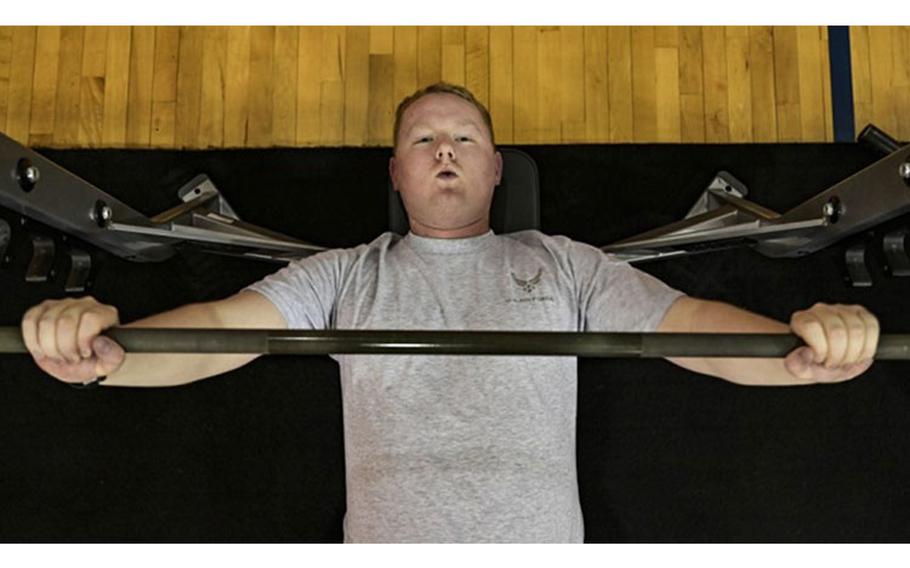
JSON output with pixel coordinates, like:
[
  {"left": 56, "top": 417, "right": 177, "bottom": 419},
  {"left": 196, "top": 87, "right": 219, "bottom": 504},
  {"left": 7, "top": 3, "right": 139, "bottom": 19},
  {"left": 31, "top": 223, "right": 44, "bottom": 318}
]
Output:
[{"left": 435, "top": 139, "right": 456, "bottom": 161}]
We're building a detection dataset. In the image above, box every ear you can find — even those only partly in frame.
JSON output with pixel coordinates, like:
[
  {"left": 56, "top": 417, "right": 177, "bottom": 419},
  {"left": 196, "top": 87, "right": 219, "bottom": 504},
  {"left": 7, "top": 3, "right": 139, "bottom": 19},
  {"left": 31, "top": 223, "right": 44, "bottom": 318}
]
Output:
[
  {"left": 389, "top": 156, "right": 399, "bottom": 192},
  {"left": 493, "top": 150, "right": 504, "bottom": 186}
]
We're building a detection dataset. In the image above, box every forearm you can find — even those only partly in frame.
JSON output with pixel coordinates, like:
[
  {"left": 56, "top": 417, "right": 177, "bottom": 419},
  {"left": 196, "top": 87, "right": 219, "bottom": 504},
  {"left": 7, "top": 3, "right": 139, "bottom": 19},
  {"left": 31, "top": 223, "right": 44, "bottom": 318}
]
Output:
[
  {"left": 103, "top": 301, "right": 260, "bottom": 388},
  {"left": 660, "top": 297, "right": 810, "bottom": 386}
]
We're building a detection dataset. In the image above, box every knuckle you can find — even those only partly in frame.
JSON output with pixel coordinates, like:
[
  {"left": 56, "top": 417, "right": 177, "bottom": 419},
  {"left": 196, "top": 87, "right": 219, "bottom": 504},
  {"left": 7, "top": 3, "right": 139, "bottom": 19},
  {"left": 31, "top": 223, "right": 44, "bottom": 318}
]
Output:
[
  {"left": 828, "top": 323, "right": 847, "bottom": 338},
  {"left": 38, "top": 313, "right": 58, "bottom": 328},
  {"left": 56, "top": 313, "right": 79, "bottom": 331},
  {"left": 847, "top": 323, "right": 865, "bottom": 336}
]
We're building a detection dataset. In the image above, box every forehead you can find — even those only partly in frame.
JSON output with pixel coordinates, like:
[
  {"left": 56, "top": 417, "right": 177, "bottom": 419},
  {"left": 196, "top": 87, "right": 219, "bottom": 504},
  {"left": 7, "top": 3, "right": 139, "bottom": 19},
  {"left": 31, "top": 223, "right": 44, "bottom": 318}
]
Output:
[{"left": 400, "top": 93, "right": 485, "bottom": 131}]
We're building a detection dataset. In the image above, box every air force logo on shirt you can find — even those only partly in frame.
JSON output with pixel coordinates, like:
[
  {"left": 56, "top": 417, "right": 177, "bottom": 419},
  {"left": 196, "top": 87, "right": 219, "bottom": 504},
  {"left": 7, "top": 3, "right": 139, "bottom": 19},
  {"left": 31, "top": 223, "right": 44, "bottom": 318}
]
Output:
[
  {"left": 507, "top": 267, "right": 554, "bottom": 303},
  {"left": 511, "top": 268, "right": 542, "bottom": 294}
]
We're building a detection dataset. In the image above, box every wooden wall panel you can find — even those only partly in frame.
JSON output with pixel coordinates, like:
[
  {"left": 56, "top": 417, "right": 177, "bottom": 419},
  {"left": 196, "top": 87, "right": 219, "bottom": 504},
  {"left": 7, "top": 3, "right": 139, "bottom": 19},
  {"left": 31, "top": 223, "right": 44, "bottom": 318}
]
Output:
[
  {"left": 679, "top": 26, "right": 705, "bottom": 143},
  {"left": 0, "top": 28, "right": 12, "bottom": 134},
  {"left": 3, "top": 26, "right": 908, "bottom": 148}
]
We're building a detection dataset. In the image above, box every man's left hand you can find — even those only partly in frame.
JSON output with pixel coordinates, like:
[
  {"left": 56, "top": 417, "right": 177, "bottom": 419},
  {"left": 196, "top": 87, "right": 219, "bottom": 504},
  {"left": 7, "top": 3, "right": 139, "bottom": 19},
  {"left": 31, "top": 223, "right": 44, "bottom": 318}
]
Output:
[{"left": 785, "top": 303, "right": 880, "bottom": 383}]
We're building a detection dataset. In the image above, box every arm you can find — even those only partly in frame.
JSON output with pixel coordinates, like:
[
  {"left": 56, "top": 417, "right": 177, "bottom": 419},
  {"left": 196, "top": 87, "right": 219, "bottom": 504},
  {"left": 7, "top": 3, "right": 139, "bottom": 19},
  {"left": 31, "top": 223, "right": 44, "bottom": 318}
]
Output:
[
  {"left": 21, "top": 290, "right": 286, "bottom": 388},
  {"left": 657, "top": 296, "right": 879, "bottom": 386}
]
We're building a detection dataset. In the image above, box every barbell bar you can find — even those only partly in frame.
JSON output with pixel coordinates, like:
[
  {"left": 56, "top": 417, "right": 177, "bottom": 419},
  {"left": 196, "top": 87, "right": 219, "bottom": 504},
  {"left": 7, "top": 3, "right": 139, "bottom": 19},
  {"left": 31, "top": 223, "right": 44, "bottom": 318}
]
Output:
[{"left": 1, "top": 327, "right": 909, "bottom": 359}]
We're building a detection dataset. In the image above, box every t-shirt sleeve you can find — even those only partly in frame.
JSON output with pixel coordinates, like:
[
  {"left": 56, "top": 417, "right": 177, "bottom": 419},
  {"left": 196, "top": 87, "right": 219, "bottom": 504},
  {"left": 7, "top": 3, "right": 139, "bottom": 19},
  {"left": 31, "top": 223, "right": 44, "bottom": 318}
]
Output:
[
  {"left": 243, "top": 247, "right": 360, "bottom": 330},
  {"left": 567, "top": 238, "right": 686, "bottom": 333}
]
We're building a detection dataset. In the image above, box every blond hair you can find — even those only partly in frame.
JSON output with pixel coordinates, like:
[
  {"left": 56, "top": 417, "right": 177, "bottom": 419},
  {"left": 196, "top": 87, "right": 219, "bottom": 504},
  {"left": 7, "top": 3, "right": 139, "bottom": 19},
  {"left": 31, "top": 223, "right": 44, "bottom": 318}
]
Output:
[{"left": 393, "top": 82, "right": 496, "bottom": 149}]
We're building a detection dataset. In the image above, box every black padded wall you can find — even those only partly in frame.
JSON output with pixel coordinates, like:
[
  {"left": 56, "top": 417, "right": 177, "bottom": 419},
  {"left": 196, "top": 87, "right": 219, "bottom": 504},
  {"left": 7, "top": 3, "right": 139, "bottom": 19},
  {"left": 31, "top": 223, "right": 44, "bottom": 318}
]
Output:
[{"left": 0, "top": 144, "right": 908, "bottom": 542}]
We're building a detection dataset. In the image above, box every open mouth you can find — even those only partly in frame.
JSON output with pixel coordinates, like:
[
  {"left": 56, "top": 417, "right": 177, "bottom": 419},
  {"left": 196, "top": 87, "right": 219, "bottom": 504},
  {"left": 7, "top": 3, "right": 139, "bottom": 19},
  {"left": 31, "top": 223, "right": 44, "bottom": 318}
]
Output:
[{"left": 436, "top": 170, "right": 458, "bottom": 180}]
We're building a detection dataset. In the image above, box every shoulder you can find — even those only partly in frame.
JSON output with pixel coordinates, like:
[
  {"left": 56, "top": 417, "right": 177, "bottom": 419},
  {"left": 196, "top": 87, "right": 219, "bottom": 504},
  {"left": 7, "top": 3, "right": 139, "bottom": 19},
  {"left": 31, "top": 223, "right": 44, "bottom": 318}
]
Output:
[{"left": 292, "top": 231, "right": 402, "bottom": 265}]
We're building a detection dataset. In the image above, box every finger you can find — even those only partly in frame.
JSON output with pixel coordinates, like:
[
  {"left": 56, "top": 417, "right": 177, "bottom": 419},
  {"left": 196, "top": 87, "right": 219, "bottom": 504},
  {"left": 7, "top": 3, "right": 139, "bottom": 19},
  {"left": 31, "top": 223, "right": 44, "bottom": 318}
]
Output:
[
  {"left": 791, "top": 309, "right": 828, "bottom": 365},
  {"left": 37, "top": 353, "right": 103, "bottom": 384},
  {"left": 91, "top": 335, "right": 125, "bottom": 376},
  {"left": 818, "top": 306, "right": 849, "bottom": 368},
  {"left": 856, "top": 307, "right": 880, "bottom": 362},
  {"left": 35, "top": 300, "right": 70, "bottom": 363},
  {"left": 784, "top": 346, "right": 816, "bottom": 381},
  {"left": 76, "top": 305, "right": 119, "bottom": 359},
  {"left": 840, "top": 305, "right": 867, "bottom": 366},
  {"left": 21, "top": 301, "right": 51, "bottom": 359},
  {"left": 56, "top": 304, "right": 89, "bottom": 364}
]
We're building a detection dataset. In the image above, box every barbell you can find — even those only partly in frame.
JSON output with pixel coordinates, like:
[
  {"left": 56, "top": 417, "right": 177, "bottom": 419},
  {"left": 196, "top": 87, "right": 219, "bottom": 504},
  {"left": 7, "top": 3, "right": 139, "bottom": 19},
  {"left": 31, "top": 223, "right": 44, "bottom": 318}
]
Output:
[{"left": 1, "top": 327, "right": 908, "bottom": 359}]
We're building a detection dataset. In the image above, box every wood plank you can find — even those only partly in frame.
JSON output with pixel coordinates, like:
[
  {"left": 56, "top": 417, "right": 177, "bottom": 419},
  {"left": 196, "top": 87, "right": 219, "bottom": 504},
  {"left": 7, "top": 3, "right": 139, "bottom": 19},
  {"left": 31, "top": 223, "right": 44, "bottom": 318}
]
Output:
[
  {"left": 150, "top": 26, "right": 179, "bottom": 148},
  {"left": 393, "top": 26, "right": 418, "bottom": 116},
  {"left": 368, "top": 54, "right": 395, "bottom": 146},
  {"left": 679, "top": 26, "right": 705, "bottom": 142},
  {"left": 465, "top": 26, "right": 489, "bottom": 108},
  {"left": 489, "top": 26, "right": 513, "bottom": 144},
  {"left": 246, "top": 26, "right": 274, "bottom": 148},
  {"left": 725, "top": 26, "right": 752, "bottom": 143},
  {"left": 655, "top": 46, "right": 681, "bottom": 142},
  {"left": 53, "top": 26, "right": 84, "bottom": 146},
  {"left": 343, "top": 26, "right": 369, "bottom": 146},
  {"left": 175, "top": 26, "right": 204, "bottom": 148},
  {"left": 79, "top": 27, "right": 107, "bottom": 147},
  {"left": 679, "top": 26, "right": 703, "bottom": 95},
  {"left": 101, "top": 26, "right": 131, "bottom": 147},
  {"left": 296, "top": 27, "right": 321, "bottom": 147},
  {"left": 537, "top": 26, "right": 562, "bottom": 143},
  {"left": 319, "top": 26, "right": 345, "bottom": 146},
  {"left": 749, "top": 26, "right": 777, "bottom": 142},
  {"left": 868, "top": 26, "right": 897, "bottom": 137},
  {"left": 80, "top": 76, "right": 104, "bottom": 148},
  {"left": 680, "top": 94, "right": 705, "bottom": 143},
  {"left": 630, "top": 26, "right": 657, "bottom": 142},
  {"left": 608, "top": 26, "right": 633, "bottom": 142},
  {"left": 849, "top": 26, "right": 872, "bottom": 136},
  {"left": 820, "top": 26, "right": 834, "bottom": 142},
  {"left": 441, "top": 26, "right": 465, "bottom": 86},
  {"left": 796, "top": 26, "right": 826, "bottom": 141},
  {"left": 773, "top": 26, "right": 801, "bottom": 142},
  {"left": 272, "top": 26, "right": 298, "bottom": 147},
  {"left": 224, "top": 26, "right": 251, "bottom": 148},
  {"left": 702, "top": 26, "right": 729, "bottom": 142},
  {"left": 30, "top": 26, "right": 60, "bottom": 142},
  {"left": 584, "top": 26, "right": 610, "bottom": 142},
  {"left": 199, "top": 26, "right": 227, "bottom": 149},
  {"left": 417, "top": 26, "right": 441, "bottom": 87},
  {"left": 126, "top": 26, "right": 155, "bottom": 148},
  {"left": 512, "top": 26, "right": 539, "bottom": 143},
  {"left": 892, "top": 27, "right": 910, "bottom": 141},
  {"left": 6, "top": 27, "right": 36, "bottom": 144},
  {"left": 0, "top": 27, "right": 13, "bottom": 133},
  {"left": 655, "top": 26, "right": 679, "bottom": 48},
  {"left": 369, "top": 26, "right": 393, "bottom": 55},
  {"left": 0, "top": 28, "right": 10, "bottom": 74},
  {"left": 82, "top": 26, "right": 107, "bottom": 77},
  {"left": 559, "top": 26, "right": 586, "bottom": 142}
]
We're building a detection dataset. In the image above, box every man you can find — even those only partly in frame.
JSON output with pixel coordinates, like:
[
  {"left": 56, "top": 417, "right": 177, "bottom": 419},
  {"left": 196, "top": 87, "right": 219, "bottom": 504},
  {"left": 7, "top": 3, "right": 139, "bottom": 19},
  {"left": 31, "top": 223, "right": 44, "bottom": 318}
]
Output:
[{"left": 21, "top": 83, "right": 879, "bottom": 543}]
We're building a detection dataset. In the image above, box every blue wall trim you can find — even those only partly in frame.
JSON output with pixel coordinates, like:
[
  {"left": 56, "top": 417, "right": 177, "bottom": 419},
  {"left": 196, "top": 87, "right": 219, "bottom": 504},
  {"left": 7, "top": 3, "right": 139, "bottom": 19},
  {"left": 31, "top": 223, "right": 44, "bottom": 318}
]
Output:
[{"left": 828, "top": 26, "right": 856, "bottom": 142}]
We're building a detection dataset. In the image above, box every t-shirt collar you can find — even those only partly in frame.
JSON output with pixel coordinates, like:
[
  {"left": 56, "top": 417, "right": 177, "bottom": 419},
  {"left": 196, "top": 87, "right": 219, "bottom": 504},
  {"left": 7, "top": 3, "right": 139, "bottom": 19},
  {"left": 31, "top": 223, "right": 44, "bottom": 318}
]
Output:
[{"left": 403, "top": 229, "right": 496, "bottom": 255}]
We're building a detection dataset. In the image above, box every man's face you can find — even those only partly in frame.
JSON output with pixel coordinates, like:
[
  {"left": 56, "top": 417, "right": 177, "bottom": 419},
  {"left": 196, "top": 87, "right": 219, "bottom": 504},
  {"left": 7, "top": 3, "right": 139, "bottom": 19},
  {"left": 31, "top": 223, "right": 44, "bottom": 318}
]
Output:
[{"left": 389, "top": 93, "right": 503, "bottom": 238}]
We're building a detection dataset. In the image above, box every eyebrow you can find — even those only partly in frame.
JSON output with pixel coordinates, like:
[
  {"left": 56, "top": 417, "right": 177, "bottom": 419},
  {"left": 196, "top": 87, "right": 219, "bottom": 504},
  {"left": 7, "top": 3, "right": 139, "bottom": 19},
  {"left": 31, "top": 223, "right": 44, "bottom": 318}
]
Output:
[{"left": 407, "top": 120, "right": 482, "bottom": 133}]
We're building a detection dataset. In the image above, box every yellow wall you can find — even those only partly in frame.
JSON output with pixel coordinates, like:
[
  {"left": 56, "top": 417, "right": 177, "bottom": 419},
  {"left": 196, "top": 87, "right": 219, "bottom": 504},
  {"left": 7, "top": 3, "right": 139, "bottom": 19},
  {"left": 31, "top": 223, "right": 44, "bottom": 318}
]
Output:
[{"left": 0, "top": 26, "right": 903, "bottom": 149}]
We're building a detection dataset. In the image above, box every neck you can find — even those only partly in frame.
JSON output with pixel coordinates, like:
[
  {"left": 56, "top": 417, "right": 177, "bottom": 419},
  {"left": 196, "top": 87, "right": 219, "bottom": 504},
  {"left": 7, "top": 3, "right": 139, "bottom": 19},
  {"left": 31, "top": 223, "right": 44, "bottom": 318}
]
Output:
[{"left": 407, "top": 216, "right": 490, "bottom": 239}]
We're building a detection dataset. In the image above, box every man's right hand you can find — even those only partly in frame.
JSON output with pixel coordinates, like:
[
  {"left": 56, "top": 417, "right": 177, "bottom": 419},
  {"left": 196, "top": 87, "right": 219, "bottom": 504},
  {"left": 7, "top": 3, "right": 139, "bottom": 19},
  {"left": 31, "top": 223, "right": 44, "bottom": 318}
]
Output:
[{"left": 21, "top": 296, "right": 125, "bottom": 384}]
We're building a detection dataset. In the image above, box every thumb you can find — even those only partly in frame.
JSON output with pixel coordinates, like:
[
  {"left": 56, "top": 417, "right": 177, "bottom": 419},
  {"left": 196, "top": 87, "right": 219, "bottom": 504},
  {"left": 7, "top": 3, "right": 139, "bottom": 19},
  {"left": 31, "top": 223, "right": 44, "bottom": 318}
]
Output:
[
  {"left": 91, "top": 335, "right": 125, "bottom": 376},
  {"left": 784, "top": 346, "right": 816, "bottom": 380}
]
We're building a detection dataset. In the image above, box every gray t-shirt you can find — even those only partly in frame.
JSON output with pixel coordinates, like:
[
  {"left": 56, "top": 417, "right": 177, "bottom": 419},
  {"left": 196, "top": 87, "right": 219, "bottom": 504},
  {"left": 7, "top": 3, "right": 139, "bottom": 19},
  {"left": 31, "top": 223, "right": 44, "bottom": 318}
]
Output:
[{"left": 245, "top": 229, "right": 684, "bottom": 543}]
